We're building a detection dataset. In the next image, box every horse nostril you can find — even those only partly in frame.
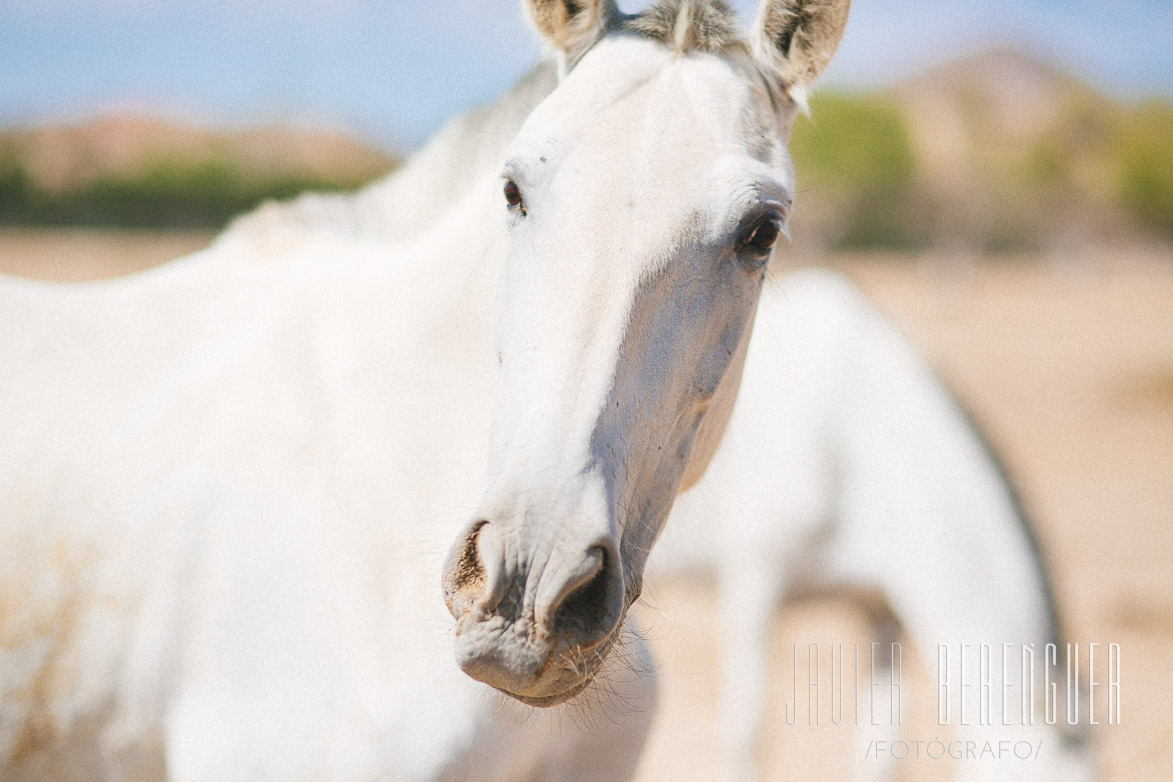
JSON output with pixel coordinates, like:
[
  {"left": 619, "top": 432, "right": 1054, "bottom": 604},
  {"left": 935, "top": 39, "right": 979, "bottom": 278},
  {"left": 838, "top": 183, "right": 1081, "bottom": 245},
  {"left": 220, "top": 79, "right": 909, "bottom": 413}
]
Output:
[
  {"left": 551, "top": 546, "right": 620, "bottom": 644},
  {"left": 442, "top": 520, "right": 489, "bottom": 618}
]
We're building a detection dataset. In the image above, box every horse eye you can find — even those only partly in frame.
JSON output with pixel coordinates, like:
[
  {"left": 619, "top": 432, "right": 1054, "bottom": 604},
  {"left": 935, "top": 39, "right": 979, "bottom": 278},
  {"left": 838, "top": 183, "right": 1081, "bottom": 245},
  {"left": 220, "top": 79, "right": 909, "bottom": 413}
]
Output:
[
  {"left": 736, "top": 214, "right": 784, "bottom": 271},
  {"left": 745, "top": 219, "right": 781, "bottom": 253},
  {"left": 503, "top": 180, "right": 525, "bottom": 214}
]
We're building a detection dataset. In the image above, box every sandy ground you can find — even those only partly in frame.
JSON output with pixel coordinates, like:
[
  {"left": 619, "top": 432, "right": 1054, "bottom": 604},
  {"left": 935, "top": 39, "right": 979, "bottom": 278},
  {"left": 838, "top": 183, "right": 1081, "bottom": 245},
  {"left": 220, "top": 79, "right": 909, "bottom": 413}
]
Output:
[
  {"left": 0, "top": 228, "right": 214, "bottom": 282},
  {"left": 1, "top": 230, "right": 1170, "bottom": 780}
]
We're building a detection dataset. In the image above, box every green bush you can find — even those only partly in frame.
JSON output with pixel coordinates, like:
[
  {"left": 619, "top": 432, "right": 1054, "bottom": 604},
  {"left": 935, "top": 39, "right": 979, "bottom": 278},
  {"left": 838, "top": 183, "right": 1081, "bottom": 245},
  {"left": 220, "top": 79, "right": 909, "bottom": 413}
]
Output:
[
  {"left": 790, "top": 91, "right": 920, "bottom": 249},
  {"left": 0, "top": 157, "right": 383, "bottom": 229},
  {"left": 0, "top": 153, "right": 33, "bottom": 224},
  {"left": 1112, "top": 99, "right": 1173, "bottom": 236}
]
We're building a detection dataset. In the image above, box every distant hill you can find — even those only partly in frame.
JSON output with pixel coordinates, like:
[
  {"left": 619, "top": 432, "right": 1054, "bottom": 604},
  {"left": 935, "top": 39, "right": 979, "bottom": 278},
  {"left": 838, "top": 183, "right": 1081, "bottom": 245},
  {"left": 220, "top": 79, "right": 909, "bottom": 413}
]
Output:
[
  {"left": 788, "top": 47, "right": 1173, "bottom": 252},
  {"left": 0, "top": 115, "right": 398, "bottom": 228},
  {"left": 890, "top": 47, "right": 1099, "bottom": 141}
]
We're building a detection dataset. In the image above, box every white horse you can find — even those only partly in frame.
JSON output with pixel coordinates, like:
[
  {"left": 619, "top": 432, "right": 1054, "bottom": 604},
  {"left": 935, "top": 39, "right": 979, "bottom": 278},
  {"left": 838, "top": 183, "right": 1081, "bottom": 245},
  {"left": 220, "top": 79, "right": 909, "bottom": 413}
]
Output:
[
  {"left": 0, "top": 0, "right": 850, "bottom": 779},
  {"left": 228, "top": 13, "right": 1100, "bottom": 782},
  {"left": 652, "top": 269, "right": 1099, "bottom": 781}
]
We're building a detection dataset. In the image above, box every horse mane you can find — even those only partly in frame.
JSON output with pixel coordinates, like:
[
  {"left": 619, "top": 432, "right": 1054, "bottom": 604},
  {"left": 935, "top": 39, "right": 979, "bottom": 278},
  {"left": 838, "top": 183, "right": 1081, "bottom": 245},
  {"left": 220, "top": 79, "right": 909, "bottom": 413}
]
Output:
[
  {"left": 619, "top": 0, "right": 740, "bottom": 54},
  {"left": 218, "top": 60, "right": 559, "bottom": 253}
]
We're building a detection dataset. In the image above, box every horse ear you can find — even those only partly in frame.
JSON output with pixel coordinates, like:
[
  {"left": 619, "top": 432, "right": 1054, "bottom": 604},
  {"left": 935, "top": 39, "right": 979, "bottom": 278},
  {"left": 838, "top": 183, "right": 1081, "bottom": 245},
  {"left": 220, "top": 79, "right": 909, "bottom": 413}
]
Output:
[
  {"left": 523, "top": 0, "right": 615, "bottom": 63},
  {"left": 751, "top": 0, "right": 850, "bottom": 103}
]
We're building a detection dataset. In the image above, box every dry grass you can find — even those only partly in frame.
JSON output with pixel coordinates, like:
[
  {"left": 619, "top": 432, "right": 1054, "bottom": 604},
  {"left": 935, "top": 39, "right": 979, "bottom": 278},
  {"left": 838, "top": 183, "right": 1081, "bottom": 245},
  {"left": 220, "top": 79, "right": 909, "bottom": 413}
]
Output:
[{"left": 1, "top": 231, "right": 1169, "bottom": 780}]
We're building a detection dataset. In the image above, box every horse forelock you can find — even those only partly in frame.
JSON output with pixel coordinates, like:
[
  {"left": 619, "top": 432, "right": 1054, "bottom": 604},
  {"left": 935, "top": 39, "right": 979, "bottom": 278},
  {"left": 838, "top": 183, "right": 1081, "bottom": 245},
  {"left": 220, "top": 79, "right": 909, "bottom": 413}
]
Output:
[{"left": 619, "top": 0, "right": 740, "bottom": 54}]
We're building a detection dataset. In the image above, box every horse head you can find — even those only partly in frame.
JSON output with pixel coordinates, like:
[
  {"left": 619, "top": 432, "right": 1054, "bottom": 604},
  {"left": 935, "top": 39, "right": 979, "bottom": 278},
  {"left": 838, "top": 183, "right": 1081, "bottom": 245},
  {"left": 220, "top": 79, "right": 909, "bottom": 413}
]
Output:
[{"left": 442, "top": 0, "right": 849, "bottom": 707}]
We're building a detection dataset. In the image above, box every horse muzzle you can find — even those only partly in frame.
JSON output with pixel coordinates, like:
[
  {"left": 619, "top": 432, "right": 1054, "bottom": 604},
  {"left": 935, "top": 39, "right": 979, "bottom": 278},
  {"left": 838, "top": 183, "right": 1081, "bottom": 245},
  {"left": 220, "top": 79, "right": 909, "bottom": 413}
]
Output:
[{"left": 441, "top": 518, "right": 626, "bottom": 706}]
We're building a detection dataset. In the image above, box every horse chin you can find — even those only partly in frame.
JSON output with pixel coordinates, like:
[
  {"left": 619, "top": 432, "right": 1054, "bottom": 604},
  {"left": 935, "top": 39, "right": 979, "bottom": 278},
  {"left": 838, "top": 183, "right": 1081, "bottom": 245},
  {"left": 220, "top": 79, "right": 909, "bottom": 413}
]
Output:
[
  {"left": 495, "top": 676, "right": 595, "bottom": 708},
  {"left": 460, "top": 619, "right": 623, "bottom": 708}
]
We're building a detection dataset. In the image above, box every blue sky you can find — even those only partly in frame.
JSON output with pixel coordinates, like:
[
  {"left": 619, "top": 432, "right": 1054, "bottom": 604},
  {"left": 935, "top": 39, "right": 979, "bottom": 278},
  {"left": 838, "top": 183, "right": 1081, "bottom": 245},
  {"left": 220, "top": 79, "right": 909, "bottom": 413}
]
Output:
[{"left": 1, "top": 0, "right": 1170, "bottom": 151}]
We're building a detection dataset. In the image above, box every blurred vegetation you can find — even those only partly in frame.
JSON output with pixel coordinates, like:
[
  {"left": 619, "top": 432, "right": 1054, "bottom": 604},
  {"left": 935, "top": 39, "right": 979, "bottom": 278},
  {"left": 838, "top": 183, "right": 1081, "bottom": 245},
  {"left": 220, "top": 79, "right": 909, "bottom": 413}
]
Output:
[
  {"left": 2, "top": 63, "right": 1171, "bottom": 250},
  {"left": 788, "top": 87, "right": 1173, "bottom": 252},
  {"left": 0, "top": 152, "right": 380, "bottom": 229},
  {"left": 789, "top": 92, "right": 920, "bottom": 250},
  {"left": 1111, "top": 100, "right": 1173, "bottom": 236}
]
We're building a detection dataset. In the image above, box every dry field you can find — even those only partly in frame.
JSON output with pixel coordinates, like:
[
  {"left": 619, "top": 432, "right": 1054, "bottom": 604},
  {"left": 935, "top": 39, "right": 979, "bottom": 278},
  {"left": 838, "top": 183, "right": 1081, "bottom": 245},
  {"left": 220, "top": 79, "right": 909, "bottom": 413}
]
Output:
[{"left": 1, "top": 229, "right": 1170, "bottom": 780}]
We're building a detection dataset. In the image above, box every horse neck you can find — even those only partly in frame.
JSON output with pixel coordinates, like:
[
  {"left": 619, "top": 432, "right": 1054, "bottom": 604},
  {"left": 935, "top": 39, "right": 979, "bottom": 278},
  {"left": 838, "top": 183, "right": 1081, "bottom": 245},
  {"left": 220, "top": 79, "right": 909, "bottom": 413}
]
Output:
[
  {"left": 357, "top": 60, "right": 559, "bottom": 243},
  {"left": 831, "top": 296, "right": 1057, "bottom": 646},
  {"left": 219, "top": 61, "right": 558, "bottom": 254}
]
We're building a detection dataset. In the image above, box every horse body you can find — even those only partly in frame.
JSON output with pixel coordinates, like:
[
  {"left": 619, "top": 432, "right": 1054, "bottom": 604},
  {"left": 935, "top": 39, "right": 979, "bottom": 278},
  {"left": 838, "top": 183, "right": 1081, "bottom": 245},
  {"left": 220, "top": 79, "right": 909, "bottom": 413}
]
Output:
[
  {"left": 1, "top": 0, "right": 852, "bottom": 779},
  {"left": 653, "top": 268, "right": 1095, "bottom": 781},
  {"left": 0, "top": 236, "right": 435, "bottom": 777},
  {"left": 662, "top": 269, "right": 1054, "bottom": 637}
]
